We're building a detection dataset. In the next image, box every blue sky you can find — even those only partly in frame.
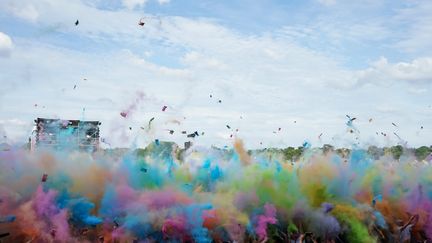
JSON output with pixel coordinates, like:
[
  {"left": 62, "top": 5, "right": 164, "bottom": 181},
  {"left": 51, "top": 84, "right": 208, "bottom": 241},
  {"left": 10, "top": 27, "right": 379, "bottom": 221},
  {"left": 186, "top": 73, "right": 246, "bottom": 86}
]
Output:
[{"left": 0, "top": 0, "right": 431, "bottom": 149}]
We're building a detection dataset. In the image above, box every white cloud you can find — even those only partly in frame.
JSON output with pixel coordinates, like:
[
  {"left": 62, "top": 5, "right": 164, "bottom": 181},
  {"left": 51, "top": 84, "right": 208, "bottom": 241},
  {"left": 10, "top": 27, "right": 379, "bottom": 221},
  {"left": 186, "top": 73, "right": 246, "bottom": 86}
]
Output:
[
  {"left": 122, "top": 0, "right": 148, "bottom": 9},
  {"left": 1, "top": 0, "right": 431, "bottom": 148},
  {"left": 0, "top": 118, "right": 29, "bottom": 126},
  {"left": 0, "top": 32, "right": 13, "bottom": 58},
  {"left": 393, "top": 1, "right": 432, "bottom": 55},
  {"left": 357, "top": 57, "right": 432, "bottom": 85},
  {"left": 0, "top": 0, "right": 151, "bottom": 43},
  {"left": 0, "top": 118, "right": 32, "bottom": 143},
  {"left": 317, "top": 0, "right": 336, "bottom": 6},
  {"left": 158, "top": 0, "right": 170, "bottom": 5},
  {"left": 408, "top": 87, "right": 428, "bottom": 94},
  {"left": 0, "top": 2, "right": 39, "bottom": 22},
  {"left": 181, "top": 52, "right": 227, "bottom": 70},
  {"left": 120, "top": 50, "right": 191, "bottom": 77}
]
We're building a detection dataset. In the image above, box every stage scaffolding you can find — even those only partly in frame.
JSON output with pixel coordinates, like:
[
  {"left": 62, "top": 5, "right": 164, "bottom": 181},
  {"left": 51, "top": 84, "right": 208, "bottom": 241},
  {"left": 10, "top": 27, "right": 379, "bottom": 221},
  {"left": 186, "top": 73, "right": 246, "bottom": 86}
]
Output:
[{"left": 33, "top": 118, "right": 101, "bottom": 152}]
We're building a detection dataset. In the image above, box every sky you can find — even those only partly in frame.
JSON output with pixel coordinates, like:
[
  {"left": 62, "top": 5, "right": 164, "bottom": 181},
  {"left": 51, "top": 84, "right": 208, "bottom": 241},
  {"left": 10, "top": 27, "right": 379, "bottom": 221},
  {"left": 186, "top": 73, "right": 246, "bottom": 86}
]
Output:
[{"left": 0, "top": 0, "right": 431, "bottom": 149}]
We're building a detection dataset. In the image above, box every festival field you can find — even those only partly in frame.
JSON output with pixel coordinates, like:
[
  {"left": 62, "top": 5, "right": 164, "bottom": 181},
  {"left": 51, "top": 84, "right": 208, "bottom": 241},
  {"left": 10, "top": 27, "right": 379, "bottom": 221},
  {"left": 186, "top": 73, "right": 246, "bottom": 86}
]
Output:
[{"left": 1, "top": 142, "right": 431, "bottom": 242}]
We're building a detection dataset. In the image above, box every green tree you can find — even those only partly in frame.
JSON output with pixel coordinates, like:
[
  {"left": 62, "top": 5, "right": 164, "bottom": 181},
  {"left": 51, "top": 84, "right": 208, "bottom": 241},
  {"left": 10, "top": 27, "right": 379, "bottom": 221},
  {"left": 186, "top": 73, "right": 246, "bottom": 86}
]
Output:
[
  {"left": 283, "top": 146, "right": 303, "bottom": 162},
  {"left": 389, "top": 145, "right": 403, "bottom": 160},
  {"left": 415, "top": 146, "right": 432, "bottom": 161},
  {"left": 336, "top": 148, "right": 351, "bottom": 158},
  {"left": 322, "top": 144, "right": 334, "bottom": 154},
  {"left": 367, "top": 145, "right": 384, "bottom": 160}
]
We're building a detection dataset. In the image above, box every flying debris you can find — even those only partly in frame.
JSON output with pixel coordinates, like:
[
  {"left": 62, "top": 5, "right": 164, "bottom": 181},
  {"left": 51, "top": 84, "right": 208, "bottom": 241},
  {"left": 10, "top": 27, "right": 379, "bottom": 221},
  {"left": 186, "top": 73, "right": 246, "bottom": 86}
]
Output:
[
  {"left": 138, "top": 18, "right": 145, "bottom": 26},
  {"left": 226, "top": 125, "right": 231, "bottom": 129},
  {"left": 168, "top": 130, "right": 174, "bottom": 134},
  {"left": 318, "top": 133, "right": 323, "bottom": 139},
  {"left": 421, "top": 126, "right": 424, "bottom": 129},
  {"left": 210, "top": 94, "right": 212, "bottom": 98},
  {"left": 162, "top": 105, "right": 167, "bottom": 111},
  {"left": 181, "top": 131, "right": 187, "bottom": 134},
  {"left": 73, "top": 85, "right": 77, "bottom": 90},
  {"left": 129, "top": 127, "right": 132, "bottom": 130},
  {"left": 120, "top": 112, "right": 128, "bottom": 118},
  {"left": 369, "top": 118, "right": 373, "bottom": 122},
  {"left": 392, "top": 122, "right": 398, "bottom": 127},
  {"left": 393, "top": 132, "right": 401, "bottom": 140},
  {"left": 346, "top": 115, "right": 356, "bottom": 122},
  {"left": 155, "top": 139, "right": 160, "bottom": 145},
  {"left": 148, "top": 117, "right": 155, "bottom": 127},
  {"left": 345, "top": 115, "right": 359, "bottom": 133},
  {"left": 278, "top": 127, "right": 281, "bottom": 131},
  {"left": 138, "top": 16, "right": 162, "bottom": 27},
  {"left": 75, "top": 20, "right": 79, "bottom": 26},
  {"left": 187, "top": 133, "right": 196, "bottom": 138},
  {"left": 218, "top": 100, "right": 222, "bottom": 103},
  {"left": 41, "top": 173, "right": 48, "bottom": 182},
  {"left": 140, "top": 168, "right": 147, "bottom": 173}
]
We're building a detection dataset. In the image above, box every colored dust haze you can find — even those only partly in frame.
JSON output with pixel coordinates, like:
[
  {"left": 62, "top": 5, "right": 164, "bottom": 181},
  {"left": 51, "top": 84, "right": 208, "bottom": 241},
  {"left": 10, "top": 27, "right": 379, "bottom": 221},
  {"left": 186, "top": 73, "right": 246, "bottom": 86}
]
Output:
[{"left": 0, "top": 139, "right": 432, "bottom": 242}]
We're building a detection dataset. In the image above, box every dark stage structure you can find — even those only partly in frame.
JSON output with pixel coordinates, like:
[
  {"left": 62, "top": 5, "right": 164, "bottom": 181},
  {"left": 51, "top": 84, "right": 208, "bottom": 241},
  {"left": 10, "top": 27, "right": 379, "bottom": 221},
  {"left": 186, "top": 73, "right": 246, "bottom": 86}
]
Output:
[{"left": 32, "top": 118, "right": 101, "bottom": 152}]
